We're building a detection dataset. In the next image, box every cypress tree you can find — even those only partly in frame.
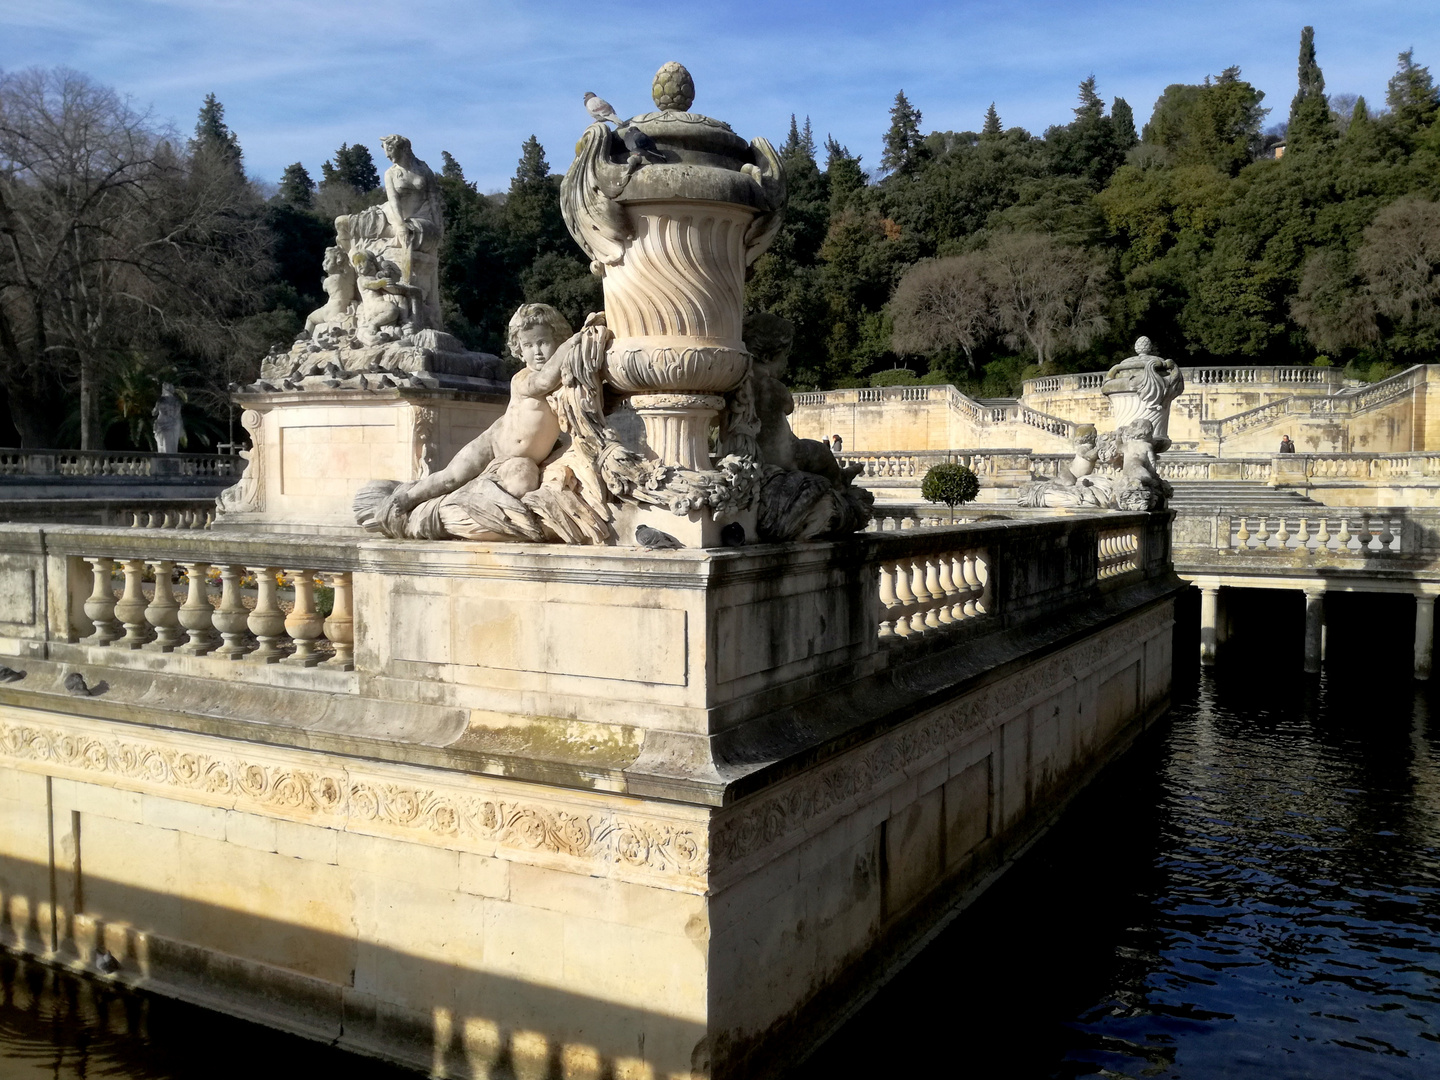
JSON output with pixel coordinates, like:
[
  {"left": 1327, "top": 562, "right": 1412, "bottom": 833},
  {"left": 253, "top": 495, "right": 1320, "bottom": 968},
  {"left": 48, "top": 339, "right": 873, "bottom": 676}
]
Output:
[
  {"left": 189, "top": 92, "right": 244, "bottom": 178},
  {"left": 1288, "top": 25, "right": 1334, "bottom": 150},
  {"left": 320, "top": 144, "right": 381, "bottom": 193},
  {"left": 441, "top": 151, "right": 466, "bottom": 181},
  {"left": 1111, "top": 97, "right": 1138, "bottom": 148}
]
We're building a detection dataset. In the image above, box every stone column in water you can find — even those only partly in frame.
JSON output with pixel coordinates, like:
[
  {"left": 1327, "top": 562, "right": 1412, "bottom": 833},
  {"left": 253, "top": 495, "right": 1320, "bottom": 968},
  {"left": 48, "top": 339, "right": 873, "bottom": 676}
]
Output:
[
  {"left": 1199, "top": 585, "right": 1220, "bottom": 666},
  {"left": 1303, "top": 589, "right": 1325, "bottom": 674},
  {"left": 1415, "top": 594, "right": 1434, "bottom": 681}
]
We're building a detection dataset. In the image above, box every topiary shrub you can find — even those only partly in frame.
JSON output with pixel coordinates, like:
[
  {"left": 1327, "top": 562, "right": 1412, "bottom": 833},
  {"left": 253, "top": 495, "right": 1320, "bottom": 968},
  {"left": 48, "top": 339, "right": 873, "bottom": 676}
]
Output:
[{"left": 921, "top": 462, "right": 981, "bottom": 522}]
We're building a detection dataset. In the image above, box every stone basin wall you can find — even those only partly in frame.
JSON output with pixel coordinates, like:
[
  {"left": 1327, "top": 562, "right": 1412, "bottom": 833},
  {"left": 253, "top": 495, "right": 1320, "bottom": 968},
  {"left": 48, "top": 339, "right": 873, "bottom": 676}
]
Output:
[{"left": 0, "top": 513, "right": 1177, "bottom": 1079}]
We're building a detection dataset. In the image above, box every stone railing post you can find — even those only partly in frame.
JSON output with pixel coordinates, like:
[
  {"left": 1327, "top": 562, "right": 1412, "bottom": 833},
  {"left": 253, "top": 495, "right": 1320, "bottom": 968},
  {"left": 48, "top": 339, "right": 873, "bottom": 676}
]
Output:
[{"left": 178, "top": 562, "right": 218, "bottom": 655}]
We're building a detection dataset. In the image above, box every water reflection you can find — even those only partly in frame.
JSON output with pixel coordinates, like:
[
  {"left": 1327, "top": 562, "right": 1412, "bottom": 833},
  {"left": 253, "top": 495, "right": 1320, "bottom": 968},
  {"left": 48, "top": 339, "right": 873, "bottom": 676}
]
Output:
[
  {"left": 800, "top": 631, "right": 1440, "bottom": 1078},
  {"left": 0, "top": 953, "right": 410, "bottom": 1079}
]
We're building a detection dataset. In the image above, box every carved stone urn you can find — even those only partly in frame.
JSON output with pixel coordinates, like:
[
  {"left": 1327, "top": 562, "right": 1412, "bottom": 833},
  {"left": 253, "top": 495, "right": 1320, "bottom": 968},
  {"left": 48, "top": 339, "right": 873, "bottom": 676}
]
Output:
[
  {"left": 1101, "top": 336, "right": 1186, "bottom": 451},
  {"left": 561, "top": 63, "right": 786, "bottom": 471}
]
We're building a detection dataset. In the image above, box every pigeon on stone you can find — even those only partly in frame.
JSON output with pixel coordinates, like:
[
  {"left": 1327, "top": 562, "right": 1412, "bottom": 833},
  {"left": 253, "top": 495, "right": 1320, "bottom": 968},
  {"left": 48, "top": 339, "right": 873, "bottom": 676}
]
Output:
[
  {"left": 584, "top": 92, "right": 623, "bottom": 126},
  {"left": 94, "top": 948, "right": 120, "bottom": 975},
  {"left": 620, "top": 125, "right": 665, "bottom": 164},
  {"left": 63, "top": 672, "right": 91, "bottom": 696},
  {"left": 636, "top": 525, "right": 684, "bottom": 550},
  {"left": 720, "top": 522, "right": 746, "bottom": 547},
  {"left": 0, "top": 666, "right": 26, "bottom": 682}
]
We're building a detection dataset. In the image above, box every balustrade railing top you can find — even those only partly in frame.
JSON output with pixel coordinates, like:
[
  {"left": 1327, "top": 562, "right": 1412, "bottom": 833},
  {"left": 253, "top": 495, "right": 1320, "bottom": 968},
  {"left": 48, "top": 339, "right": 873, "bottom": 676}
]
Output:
[{"left": 0, "top": 448, "right": 243, "bottom": 479}]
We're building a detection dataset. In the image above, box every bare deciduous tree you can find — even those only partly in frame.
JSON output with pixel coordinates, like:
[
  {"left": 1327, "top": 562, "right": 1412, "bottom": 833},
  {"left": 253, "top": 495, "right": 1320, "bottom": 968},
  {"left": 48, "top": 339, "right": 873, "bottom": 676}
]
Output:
[
  {"left": 984, "top": 232, "right": 1108, "bottom": 367},
  {"left": 0, "top": 68, "right": 269, "bottom": 447},
  {"left": 888, "top": 253, "right": 992, "bottom": 375},
  {"left": 1358, "top": 196, "right": 1440, "bottom": 352}
]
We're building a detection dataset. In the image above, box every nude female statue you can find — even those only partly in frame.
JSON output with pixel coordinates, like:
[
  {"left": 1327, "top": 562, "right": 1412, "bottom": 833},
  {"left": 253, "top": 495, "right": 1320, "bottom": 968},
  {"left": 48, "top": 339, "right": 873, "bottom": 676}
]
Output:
[{"left": 335, "top": 135, "right": 444, "bottom": 330}]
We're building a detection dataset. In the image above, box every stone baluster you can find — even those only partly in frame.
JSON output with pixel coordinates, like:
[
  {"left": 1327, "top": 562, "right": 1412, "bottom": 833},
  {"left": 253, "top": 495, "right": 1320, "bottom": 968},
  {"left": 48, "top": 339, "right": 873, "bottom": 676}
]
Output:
[
  {"left": 1337, "top": 518, "right": 1352, "bottom": 551},
  {"left": 323, "top": 572, "right": 355, "bottom": 670},
  {"left": 1255, "top": 518, "right": 1270, "bottom": 547},
  {"left": 877, "top": 564, "right": 897, "bottom": 638},
  {"left": 145, "top": 560, "right": 184, "bottom": 652},
  {"left": 976, "top": 553, "right": 992, "bottom": 614},
  {"left": 1275, "top": 519, "right": 1290, "bottom": 547},
  {"left": 950, "top": 555, "right": 970, "bottom": 621},
  {"left": 82, "top": 557, "right": 122, "bottom": 645},
  {"left": 114, "top": 559, "right": 153, "bottom": 649},
  {"left": 935, "top": 556, "right": 956, "bottom": 625},
  {"left": 907, "top": 560, "right": 931, "bottom": 634},
  {"left": 1378, "top": 517, "right": 1396, "bottom": 552},
  {"left": 961, "top": 553, "right": 981, "bottom": 618},
  {"left": 922, "top": 558, "right": 943, "bottom": 629},
  {"left": 892, "top": 561, "right": 916, "bottom": 637},
  {"left": 285, "top": 570, "right": 325, "bottom": 666},
  {"left": 1316, "top": 518, "right": 1331, "bottom": 550},
  {"left": 212, "top": 565, "right": 252, "bottom": 659},
  {"left": 248, "top": 568, "right": 289, "bottom": 662},
  {"left": 1235, "top": 518, "right": 1250, "bottom": 550},
  {"left": 1296, "top": 518, "right": 1310, "bottom": 550},
  {"left": 178, "top": 562, "right": 218, "bottom": 655}
]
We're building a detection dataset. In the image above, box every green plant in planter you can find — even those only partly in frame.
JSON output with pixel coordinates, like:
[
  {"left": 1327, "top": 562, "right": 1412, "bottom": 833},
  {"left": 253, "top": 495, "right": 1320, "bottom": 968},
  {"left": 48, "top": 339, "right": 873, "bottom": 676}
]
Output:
[{"left": 921, "top": 462, "right": 980, "bottom": 523}]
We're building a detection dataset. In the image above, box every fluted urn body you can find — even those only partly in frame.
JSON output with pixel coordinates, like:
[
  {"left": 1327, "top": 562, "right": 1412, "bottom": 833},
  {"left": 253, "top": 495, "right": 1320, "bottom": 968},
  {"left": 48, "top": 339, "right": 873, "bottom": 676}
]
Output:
[{"left": 562, "top": 66, "right": 785, "bottom": 470}]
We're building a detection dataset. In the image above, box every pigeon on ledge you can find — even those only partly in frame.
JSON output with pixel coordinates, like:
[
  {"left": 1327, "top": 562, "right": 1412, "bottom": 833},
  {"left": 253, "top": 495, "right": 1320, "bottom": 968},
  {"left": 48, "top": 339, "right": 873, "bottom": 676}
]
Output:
[
  {"left": 636, "top": 525, "right": 684, "bottom": 550},
  {"left": 0, "top": 666, "right": 25, "bottom": 682},
  {"left": 63, "top": 672, "right": 91, "bottom": 696},
  {"left": 94, "top": 948, "right": 121, "bottom": 974},
  {"left": 720, "top": 522, "right": 746, "bottom": 547},
  {"left": 584, "top": 91, "right": 623, "bottom": 126}
]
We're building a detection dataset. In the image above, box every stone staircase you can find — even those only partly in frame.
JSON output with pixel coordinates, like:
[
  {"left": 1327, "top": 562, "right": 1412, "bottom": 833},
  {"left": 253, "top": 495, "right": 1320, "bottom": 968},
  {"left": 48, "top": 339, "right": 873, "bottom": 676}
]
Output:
[{"left": 1167, "top": 478, "right": 1323, "bottom": 511}]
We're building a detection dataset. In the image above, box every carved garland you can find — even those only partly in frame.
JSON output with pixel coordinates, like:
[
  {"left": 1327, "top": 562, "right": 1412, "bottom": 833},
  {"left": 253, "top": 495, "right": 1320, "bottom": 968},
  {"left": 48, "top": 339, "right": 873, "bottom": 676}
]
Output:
[
  {"left": 709, "top": 603, "right": 1175, "bottom": 874},
  {"left": 0, "top": 719, "right": 707, "bottom": 887}
]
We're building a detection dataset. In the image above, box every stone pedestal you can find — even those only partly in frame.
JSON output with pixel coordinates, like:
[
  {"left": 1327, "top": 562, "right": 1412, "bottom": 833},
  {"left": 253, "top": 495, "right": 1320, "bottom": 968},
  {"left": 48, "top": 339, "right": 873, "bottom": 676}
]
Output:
[
  {"left": 214, "top": 385, "right": 506, "bottom": 533},
  {"left": 1416, "top": 595, "right": 1434, "bottom": 680},
  {"left": 1303, "top": 589, "right": 1325, "bottom": 674}
]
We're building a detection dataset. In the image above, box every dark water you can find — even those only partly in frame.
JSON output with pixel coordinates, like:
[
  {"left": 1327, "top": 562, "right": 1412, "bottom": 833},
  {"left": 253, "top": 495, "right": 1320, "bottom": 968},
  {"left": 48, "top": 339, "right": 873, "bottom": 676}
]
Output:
[{"left": 3, "top": 594, "right": 1439, "bottom": 1078}]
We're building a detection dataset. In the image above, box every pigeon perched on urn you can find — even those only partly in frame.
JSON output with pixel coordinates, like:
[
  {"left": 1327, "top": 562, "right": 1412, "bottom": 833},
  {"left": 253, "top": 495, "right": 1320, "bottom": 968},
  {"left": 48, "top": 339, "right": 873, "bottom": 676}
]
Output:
[
  {"left": 620, "top": 125, "right": 665, "bottom": 164},
  {"left": 635, "top": 525, "right": 684, "bottom": 550},
  {"left": 584, "top": 92, "right": 623, "bottom": 127}
]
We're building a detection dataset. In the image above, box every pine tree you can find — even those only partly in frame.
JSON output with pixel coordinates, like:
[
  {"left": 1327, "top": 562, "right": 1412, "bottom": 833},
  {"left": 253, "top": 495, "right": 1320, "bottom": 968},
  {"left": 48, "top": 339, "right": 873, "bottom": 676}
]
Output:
[
  {"left": 441, "top": 151, "right": 466, "bottom": 181},
  {"left": 320, "top": 144, "right": 381, "bottom": 193},
  {"left": 881, "top": 90, "right": 925, "bottom": 178},
  {"left": 981, "top": 103, "right": 1002, "bottom": 137},
  {"left": 189, "top": 92, "right": 243, "bottom": 177},
  {"left": 1386, "top": 49, "right": 1440, "bottom": 129},
  {"left": 1075, "top": 75, "right": 1104, "bottom": 120},
  {"left": 505, "top": 136, "right": 568, "bottom": 258},
  {"left": 277, "top": 162, "right": 314, "bottom": 208},
  {"left": 782, "top": 114, "right": 802, "bottom": 157},
  {"left": 799, "top": 116, "right": 816, "bottom": 160},
  {"left": 1288, "top": 25, "right": 1334, "bottom": 151},
  {"left": 1111, "top": 98, "right": 1138, "bottom": 148}
]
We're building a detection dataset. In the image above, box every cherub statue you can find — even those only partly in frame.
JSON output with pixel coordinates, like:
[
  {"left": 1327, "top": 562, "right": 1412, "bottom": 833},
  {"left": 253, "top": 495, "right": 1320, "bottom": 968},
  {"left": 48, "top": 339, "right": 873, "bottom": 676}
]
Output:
[
  {"left": 355, "top": 304, "right": 618, "bottom": 544},
  {"left": 1116, "top": 418, "right": 1174, "bottom": 510},
  {"left": 381, "top": 304, "right": 570, "bottom": 517},
  {"left": 353, "top": 249, "right": 419, "bottom": 345},
  {"left": 1018, "top": 424, "right": 1117, "bottom": 508},
  {"left": 152, "top": 383, "right": 185, "bottom": 454},
  {"left": 304, "top": 246, "right": 359, "bottom": 336},
  {"left": 1057, "top": 424, "right": 1100, "bottom": 486}
]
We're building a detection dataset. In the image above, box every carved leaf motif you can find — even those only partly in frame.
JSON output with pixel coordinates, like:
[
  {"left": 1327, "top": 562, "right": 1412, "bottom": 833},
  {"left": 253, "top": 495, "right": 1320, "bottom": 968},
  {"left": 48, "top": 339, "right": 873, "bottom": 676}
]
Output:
[{"left": 560, "top": 124, "right": 635, "bottom": 269}]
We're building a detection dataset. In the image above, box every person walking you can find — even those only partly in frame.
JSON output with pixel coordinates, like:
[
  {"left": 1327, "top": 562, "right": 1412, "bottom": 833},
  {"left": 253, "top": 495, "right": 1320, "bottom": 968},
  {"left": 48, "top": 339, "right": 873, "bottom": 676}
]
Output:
[
  {"left": 831, "top": 433, "right": 843, "bottom": 453},
  {"left": 1279, "top": 434, "right": 1295, "bottom": 453}
]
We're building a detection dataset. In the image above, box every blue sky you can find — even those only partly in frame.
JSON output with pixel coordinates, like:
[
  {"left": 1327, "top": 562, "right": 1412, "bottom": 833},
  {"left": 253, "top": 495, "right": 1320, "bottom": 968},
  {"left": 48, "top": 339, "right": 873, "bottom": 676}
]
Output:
[{"left": 3, "top": 1, "right": 1436, "bottom": 192}]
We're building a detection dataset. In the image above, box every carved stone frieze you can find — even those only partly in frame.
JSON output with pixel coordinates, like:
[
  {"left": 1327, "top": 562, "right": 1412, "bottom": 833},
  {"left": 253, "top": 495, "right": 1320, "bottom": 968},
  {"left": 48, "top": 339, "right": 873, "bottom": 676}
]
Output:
[{"left": 0, "top": 712, "right": 708, "bottom": 890}]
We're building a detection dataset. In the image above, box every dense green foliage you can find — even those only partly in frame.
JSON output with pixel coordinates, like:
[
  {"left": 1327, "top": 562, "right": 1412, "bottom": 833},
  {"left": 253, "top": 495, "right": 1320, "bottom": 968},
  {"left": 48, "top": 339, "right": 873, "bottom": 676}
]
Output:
[{"left": 6, "top": 26, "right": 1438, "bottom": 449}]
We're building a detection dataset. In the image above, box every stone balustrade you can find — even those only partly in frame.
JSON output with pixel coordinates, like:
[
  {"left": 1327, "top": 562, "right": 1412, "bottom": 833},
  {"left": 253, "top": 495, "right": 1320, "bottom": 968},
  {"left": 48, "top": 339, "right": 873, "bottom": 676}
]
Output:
[
  {"left": 875, "top": 546, "right": 991, "bottom": 639},
  {"left": 1223, "top": 514, "right": 1404, "bottom": 555},
  {"left": 1098, "top": 527, "right": 1143, "bottom": 577},
  {"left": 0, "top": 449, "right": 242, "bottom": 478},
  {"left": 838, "top": 449, "right": 1030, "bottom": 482}
]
